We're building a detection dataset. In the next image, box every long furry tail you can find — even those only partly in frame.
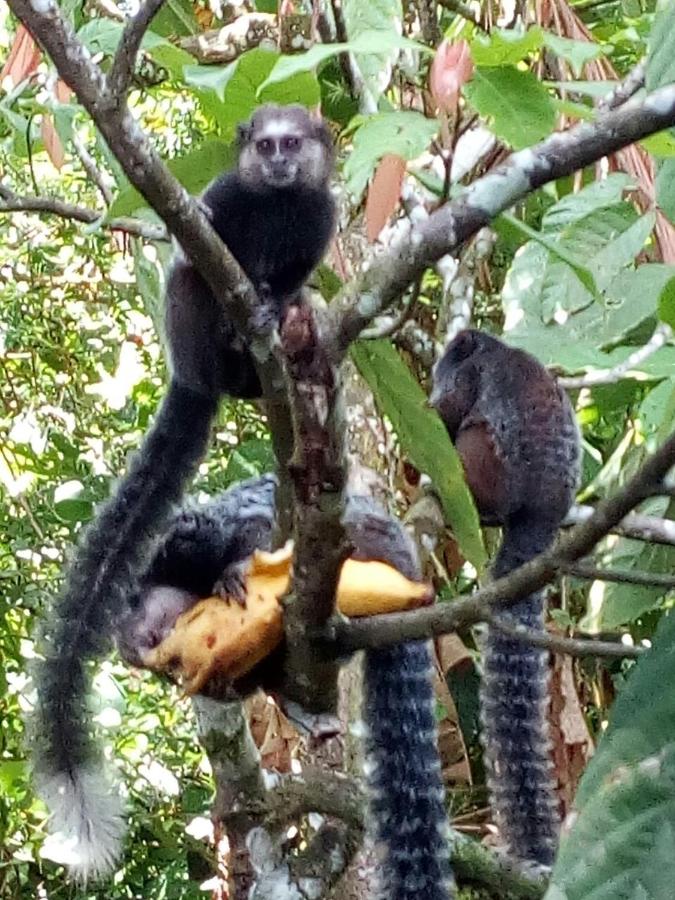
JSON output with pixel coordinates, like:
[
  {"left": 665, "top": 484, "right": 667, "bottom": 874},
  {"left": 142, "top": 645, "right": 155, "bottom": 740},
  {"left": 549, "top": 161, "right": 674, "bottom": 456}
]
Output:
[
  {"left": 32, "top": 382, "right": 218, "bottom": 880},
  {"left": 364, "top": 643, "right": 454, "bottom": 899},
  {"left": 344, "top": 498, "right": 453, "bottom": 900},
  {"left": 480, "top": 515, "right": 561, "bottom": 867}
]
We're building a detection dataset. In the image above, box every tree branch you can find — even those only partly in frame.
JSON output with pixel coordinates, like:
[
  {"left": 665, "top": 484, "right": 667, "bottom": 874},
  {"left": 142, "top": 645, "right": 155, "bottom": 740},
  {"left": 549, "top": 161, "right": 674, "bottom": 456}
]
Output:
[
  {"left": 563, "top": 560, "right": 675, "bottom": 588},
  {"left": 7, "top": 0, "right": 257, "bottom": 336},
  {"left": 331, "top": 429, "right": 675, "bottom": 650},
  {"left": 598, "top": 58, "right": 646, "bottom": 112},
  {"left": 565, "top": 503, "right": 675, "bottom": 546},
  {"left": 485, "top": 618, "right": 644, "bottom": 660},
  {"left": 109, "top": 0, "right": 165, "bottom": 102},
  {"left": 328, "top": 84, "right": 675, "bottom": 353},
  {"left": 70, "top": 130, "right": 114, "bottom": 204},
  {"left": 558, "top": 323, "right": 673, "bottom": 389},
  {"left": 0, "top": 185, "right": 167, "bottom": 240}
]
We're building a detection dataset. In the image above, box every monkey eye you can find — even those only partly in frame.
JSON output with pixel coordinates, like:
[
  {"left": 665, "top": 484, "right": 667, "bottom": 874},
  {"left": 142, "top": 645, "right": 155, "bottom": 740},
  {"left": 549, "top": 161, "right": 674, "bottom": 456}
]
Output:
[
  {"left": 281, "top": 135, "right": 301, "bottom": 151},
  {"left": 256, "top": 138, "right": 273, "bottom": 155}
]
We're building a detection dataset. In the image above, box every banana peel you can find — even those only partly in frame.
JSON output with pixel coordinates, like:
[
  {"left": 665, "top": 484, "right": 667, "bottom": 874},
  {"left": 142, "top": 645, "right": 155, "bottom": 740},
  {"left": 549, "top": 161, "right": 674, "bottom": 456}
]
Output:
[{"left": 143, "top": 541, "right": 433, "bottom": 696}]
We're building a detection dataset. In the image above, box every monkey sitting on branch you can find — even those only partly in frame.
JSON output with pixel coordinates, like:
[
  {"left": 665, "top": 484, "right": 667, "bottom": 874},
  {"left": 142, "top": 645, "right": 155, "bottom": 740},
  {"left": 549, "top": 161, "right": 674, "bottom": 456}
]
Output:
[
  {"left": 36, "top": 472, "right": 453, "bottom": 899},
  {"left": 31, "top": 104, "right": 336, "bottom": 881},
  {"left": 431, "top": 328, "right": 580, "bottom": 868}
]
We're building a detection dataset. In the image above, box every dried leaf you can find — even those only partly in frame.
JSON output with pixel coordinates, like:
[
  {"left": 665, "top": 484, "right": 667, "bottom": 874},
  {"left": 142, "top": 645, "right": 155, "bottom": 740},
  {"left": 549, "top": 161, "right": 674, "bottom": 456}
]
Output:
[
  {"left": 0, "top": 24, "right": 41, "bottom": 87},
  {"left": 55, "top": 79, "right": 72, "bottom": 103},
  {"left": 365, "top": 153, "right": 406, "bottom": 242},
  {"left": 41, "top": 115, "right": 65, "bottom": 170}
]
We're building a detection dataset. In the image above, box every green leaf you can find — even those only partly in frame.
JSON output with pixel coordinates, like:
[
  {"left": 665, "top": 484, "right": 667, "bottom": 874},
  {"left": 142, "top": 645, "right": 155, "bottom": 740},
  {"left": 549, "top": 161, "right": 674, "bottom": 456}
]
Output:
[
  {"left": 542, "top": 32, "right": 606, "bottom": 77},
  {"left": 0, "top": 760, "right": 27, "bottom": 792},
  {"left": 545, "top": 609, "right": 675, "bottom": 900},
  {"left": 106, "top": 139, "right": 236, "bottom": 219},
  {"left": 541, "top": 173, "right": 633, "bottom": 230},
  {"left": 464, "top": 67, "right": 556, "bottom": 149},
  {"left": 646, "top": 0, "right": 675, "bottom": 92},
  {"left": 149, "top": 0, "right": 198, "bottom": 38},
  {"left": 260, "top": 30, "right": 429, "bottom": 90},
  {"left": 469, "top": 26, "right": 543, "bottom": 66},
  {"left": 76, "top": 19, "right": 124, "bottom": 56},
  {"left": 656, "top": 159, "right": 675, "bottom": 223},
  {"left": 350, "top": 340, "right": 486, "bottom": 569},
  {"left": 183, "top": 63, "right": 238, "bottom": 101},
  {"left": 658, "top": 276, "right": 675, "bottom": 328},
  {"left": 547, "top": 79, "right": 616, "bottom": 99},
  {"left": 501, "top": 212, "right": 600, "bottom": 299},
  {"left": 641, "top": 130, "right": 675, "bottom": 158},
  {"left": 343, "top": 111, "right": 438, "bottom": 198},
  {"left": 343, "top": 0, "right": 403, "bottom": 98}
]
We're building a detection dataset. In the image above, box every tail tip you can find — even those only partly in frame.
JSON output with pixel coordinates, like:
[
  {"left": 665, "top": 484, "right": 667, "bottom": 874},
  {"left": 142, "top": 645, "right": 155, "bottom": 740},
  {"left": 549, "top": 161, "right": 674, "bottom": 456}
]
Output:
[{"left": 35, "top": 767, "right": 126, "bottom": 882}]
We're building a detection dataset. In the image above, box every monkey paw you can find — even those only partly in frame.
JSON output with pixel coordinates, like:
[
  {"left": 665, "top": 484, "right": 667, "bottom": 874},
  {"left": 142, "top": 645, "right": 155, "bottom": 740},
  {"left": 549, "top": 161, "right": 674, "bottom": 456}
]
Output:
[{"left": 213, "top": 560, "right": 249, "bottom": 606}]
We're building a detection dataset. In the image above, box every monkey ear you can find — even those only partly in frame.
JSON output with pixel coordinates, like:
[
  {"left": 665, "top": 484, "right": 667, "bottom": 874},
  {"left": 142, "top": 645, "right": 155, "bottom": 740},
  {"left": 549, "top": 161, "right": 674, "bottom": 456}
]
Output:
[
  {"left": 313, "top": 117, "right": 333, "bottom": 149},
  {"left": 236, "top": 122, "right": 252, "bottom": 148}
]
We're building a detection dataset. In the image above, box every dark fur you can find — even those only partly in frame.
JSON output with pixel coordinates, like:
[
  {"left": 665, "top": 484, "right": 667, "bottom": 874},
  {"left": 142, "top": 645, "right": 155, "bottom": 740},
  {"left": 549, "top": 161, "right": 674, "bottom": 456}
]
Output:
[
  {"left": 119, "top": 485, "right": 452, "bottom": 899},
  {"left": 431, "top": 329, "right": 580, "bottom": 867},
  {"left": 31, "top": 104, "right": 335, "bottom": 880}
]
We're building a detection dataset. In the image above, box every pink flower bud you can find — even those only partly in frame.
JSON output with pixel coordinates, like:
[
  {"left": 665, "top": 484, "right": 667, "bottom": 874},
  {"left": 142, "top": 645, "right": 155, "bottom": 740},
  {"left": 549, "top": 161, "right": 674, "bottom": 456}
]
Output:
[{"left": 429, "top": 39, "right": 473, "bottom": 113}]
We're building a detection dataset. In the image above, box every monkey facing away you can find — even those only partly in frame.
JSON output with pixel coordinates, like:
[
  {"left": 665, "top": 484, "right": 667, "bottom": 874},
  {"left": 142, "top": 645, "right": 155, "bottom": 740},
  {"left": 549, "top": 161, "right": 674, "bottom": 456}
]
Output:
[
  {"left": 51, "top": 475, "right": 452, "bottom": 897},
  {"left": 430, "top": 329, "right": 580, "bottom": 868},
  {"left": 31, "top": 105, "right": 336, "bottom": 880}
]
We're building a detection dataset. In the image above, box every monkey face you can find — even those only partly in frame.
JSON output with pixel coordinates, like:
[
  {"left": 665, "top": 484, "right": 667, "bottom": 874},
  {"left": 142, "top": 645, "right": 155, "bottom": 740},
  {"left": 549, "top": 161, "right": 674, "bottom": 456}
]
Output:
[{"left": 237, "top": 104, "right": 334, "bottom": 191}]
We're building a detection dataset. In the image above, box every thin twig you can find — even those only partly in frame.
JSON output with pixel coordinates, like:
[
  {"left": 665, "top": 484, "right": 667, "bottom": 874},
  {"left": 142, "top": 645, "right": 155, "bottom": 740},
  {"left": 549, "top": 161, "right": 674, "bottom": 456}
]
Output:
[
  {"left": 70, "top": 130, "right": 114, "bottom": 204},
  {"left": 558, "top": 323, "right": 672, "bottom": 389},
  {"left": 563, "top": 560, "right": 675, "bottom": 588},
  {"left": 0, "top": 187, "right": 167, "bottom": 240},
  {"left": 109, "top": 0, "right": 166, "bottom": 102},
  {"left": 437, "top": 0, "right": 486, "bottom": 31},
  {"left": 565, "top": 503, "right": 675, "bottom": 547},
  {"left": 597, "top": 58, "right": 646, "bottom": 112},
  {"left": 485, "top": 618, "right": 644, "bottom": 660}
]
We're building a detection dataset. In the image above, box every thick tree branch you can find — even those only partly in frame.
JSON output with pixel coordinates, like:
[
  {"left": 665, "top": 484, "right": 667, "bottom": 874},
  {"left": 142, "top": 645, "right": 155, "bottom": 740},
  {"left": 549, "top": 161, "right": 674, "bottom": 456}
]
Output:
[
  {"left": 0, "top": 185, "right": 167, "bottom": 240},
  {"left": 264, "top": 770, "right": 545, "bottom": 899},
  {"left": 109, "top": 0, "right": 165, "bottom": 101},
  {"left": 278, "top": 303, "right": 349, "bottom": 713},
  {"left": 328, "top": 84, "right": 675, "bottom": 353},
  {"left": 331, "top": 429, "right": 675, "bottom": 650}
]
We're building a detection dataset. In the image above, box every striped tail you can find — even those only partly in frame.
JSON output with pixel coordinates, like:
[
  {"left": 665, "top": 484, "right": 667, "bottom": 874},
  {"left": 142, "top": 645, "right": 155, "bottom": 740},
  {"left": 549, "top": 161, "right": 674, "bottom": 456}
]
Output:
[{"left": 32, "top": 382, "right": 218, "bottom": 880}]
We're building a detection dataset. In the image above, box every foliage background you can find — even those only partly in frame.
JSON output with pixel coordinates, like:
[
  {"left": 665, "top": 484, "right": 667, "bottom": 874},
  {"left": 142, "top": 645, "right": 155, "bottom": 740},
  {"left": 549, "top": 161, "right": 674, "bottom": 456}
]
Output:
[{"left": 1, "top": 0, "right": 674, "bottom": 897}]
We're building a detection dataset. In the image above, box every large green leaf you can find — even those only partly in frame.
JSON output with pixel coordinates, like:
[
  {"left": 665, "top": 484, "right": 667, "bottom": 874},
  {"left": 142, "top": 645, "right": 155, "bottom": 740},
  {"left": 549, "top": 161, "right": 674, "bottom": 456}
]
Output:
[
  {"left": 658, "top": 276, "right": 675, "bottom": 328},
  {"left": 542, "top": 32, "right": 605, "bottom": 77},
  {"left": 464, "top": 67, "right": 556, "bottom": 149},
  {"left": 470, "top": 26, "right": 543, "bottom": 66},
  {"left": 646, "top": 1, "right": 675, "bottom": 92},
  {"left": 647, "top": 3, "right": 675, "bottom": 223},
  {"left": 351, "top": 340, "right": 486, "bottom": 569},
  {"left": 260, "top": 30, "right": 428, "bottom": 90},
  {"left": 343, "top": 111, "right": 438, "bottom": 198},
  {"left": 541, "top": 173, "right": 633, "bottom": 231},
  {"left": 343, "top": 0, "right": 403, "bottom": 99},
  {"left": 545, "top": 609, "right": 675, "bottom": 900}
]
